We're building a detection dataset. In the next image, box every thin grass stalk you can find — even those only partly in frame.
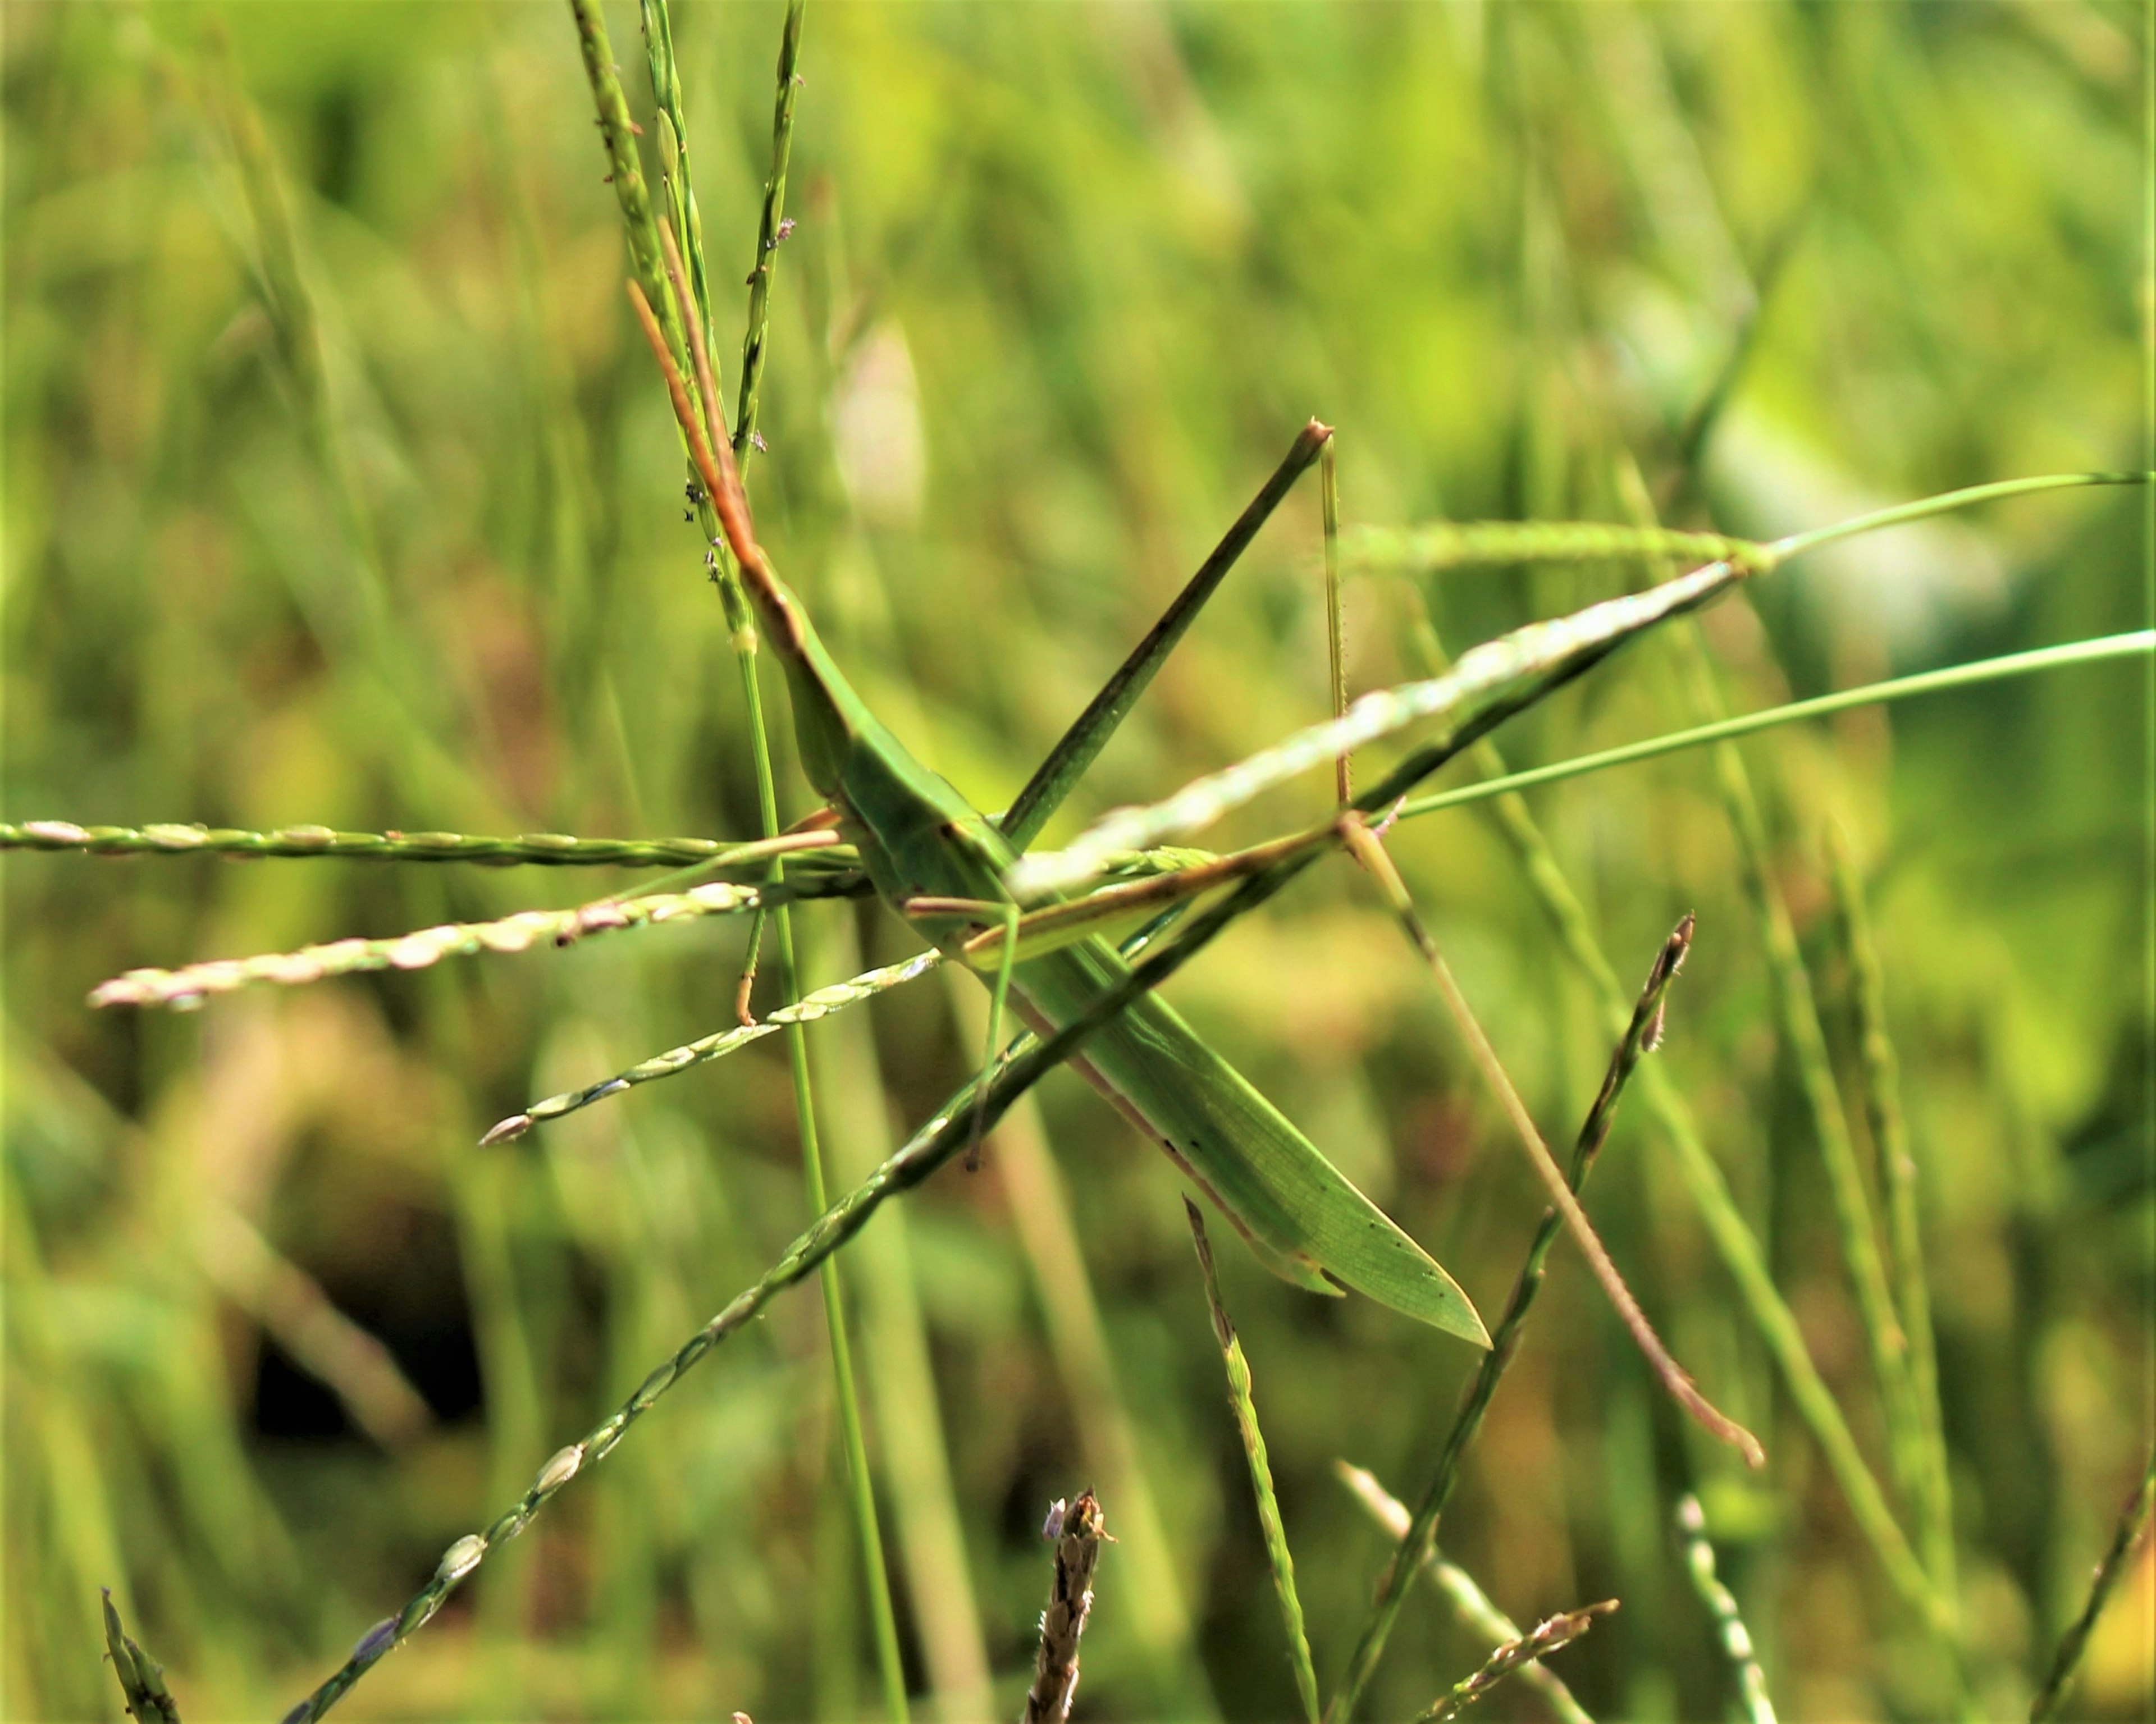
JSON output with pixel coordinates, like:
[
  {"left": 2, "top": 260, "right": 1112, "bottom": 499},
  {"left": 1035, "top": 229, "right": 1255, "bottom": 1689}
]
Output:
[
  {"left": 1411, "top": 1602, "right": 1616, "bottom": 1724},
  {"left": 1393, "top": 633, "right": 2155, "bottom": 823},
  {"left": 1025, "top": 1493, "right": 1109, "bottom": 1724},
  {"left": 1184, "top": 1202, "right": 1321, "bottom": 1724},
  {"left": 733, "top": 0, "right": 805, "bottom": 467},
  {"left": 2029, "top": 1442, "right": 2156, "bottom": 1722},
  {"left": 1675, "top": 1495, "right": 1777, "bottom": 1724},
  {"left": 1333, "top": 1462, "right": 1595, "bottom": 1724},
  {"left": 1326, "top": 916, "right": 1697, "bottom": 1722},
  {"left": 813, "top": 918, "right": 994, "bottom": 1723},
  {"left": 1829, "top": 831, "right": 1954, "bottom": 1598},
  {"left": 1342, "top": 472, "right": 2146, "bottom": 577},
  {"left": 1394, "top": 603, "right": 1946, "bottom": 1635},
  {"left": 0, "top": 819, "right": 847, "bottom": 868},
  {"left": 1322, "top": 438, "right": 1351, "bottom": 806}
]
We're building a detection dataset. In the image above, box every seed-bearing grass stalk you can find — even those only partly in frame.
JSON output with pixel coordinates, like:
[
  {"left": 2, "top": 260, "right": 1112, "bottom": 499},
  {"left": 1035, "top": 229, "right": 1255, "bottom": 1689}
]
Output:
[
  {"left": 1327, "top": 915, "right": 1700, "bottom": 1721},
  {"left": 0, "top": 819, "right": 845, "bottom": 868},
  {"left": 1412, "top": 1602, "right": 1617, "bottom": 1724},
  {"left": 733, "top": 0, "right": 804, "bottom": 466},
  {"left": 1332, "top": 1462, "right": 1595, "bottom": 1724},
  {"left": 1344, "top": 472, "right": 2148, "bottom": 577},
  {"left": 2029, "top": 1441, "right": 2156, "bottom": 1722},
  {"left": 1025, "top": 1493, "right": 1110, "bottom": 1724},
  {"left": 1675, "top": 1494, "right": 1777, "bottom": 1724},
  {"left": 639, "top": 0, "right": 716, "bottom": 368},
  {"left": 1829, "top": 829, "right": 1954, "bottom": 1598},
  {"left": 1184, "top": 1201, "right": 1321, "bottom": 1724},
  {"left": 85, "top": 879, "right": 829, "bottom": 1009},
  {"left": 482, "top": 951, "right": 942, "bottom": 1142}
]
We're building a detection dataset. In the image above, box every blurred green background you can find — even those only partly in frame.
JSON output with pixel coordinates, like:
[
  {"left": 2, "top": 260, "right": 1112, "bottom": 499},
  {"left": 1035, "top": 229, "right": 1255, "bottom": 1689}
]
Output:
[{"left": 4, "top": 2, "right": 2149, "bottom": 1720}]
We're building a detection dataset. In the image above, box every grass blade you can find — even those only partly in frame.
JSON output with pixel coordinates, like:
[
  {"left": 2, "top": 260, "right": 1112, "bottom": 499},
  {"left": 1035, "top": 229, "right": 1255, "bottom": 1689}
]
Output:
[
  {"left": 2029, "top": 1442, "right": 2156, "bottom": 1722},
  {"left": 1412, "top": 1602, "right": 1617, "bottom": 1724},
  {"left": 1184, "top": 1201, "right": 1321, "bottom": 1724},
  {"left": 1025, "top": 1492, "right": 1110, "bottom": 1724},
  {"left": 1333, "top": 1462, "right": 1595, "bottom": 1724},
  {"left": 1395, "top": 633, "right": 2155, "bottom": 822},
  {"left": 1327, "top": 917, "right": 1703, "bottom": 1721},
  {"left": 1830, "top": 830, "right": 1955, "bottom": 1597},
  {"left": 1000, "top": 420, "right": 1332, "bottom": 850},
  {"left": 1676, "top": 1495, "right": 1777, "bottom": 1724}
]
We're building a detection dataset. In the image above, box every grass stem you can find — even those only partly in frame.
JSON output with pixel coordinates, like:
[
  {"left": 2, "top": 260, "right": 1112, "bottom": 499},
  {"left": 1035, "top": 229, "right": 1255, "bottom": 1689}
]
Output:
[
  {"left": 1184, "top": 1201, "right": 1321, "bottom": 1724},
  {"left": 1829, "top": 830, "right": 1956, "bottom": 1599},
  {"left": 2029, "top": 1442, "right": 2156, "bottom": 1721}
]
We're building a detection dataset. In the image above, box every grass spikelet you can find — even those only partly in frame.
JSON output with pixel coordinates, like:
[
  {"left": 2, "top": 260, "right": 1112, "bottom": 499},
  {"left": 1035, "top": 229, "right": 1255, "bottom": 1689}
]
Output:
[
  {"left": 1184, "top": 1200, "right": 1321, "bottom": 1724},
  {"left": 1333, "top": 1462, "right": 1595, "bottom": 1724},
  {"left": 1025, "top": 1492, "right": 1109, "bottom": 1724},
  {"left": 1327, "top": 914, "right": 1707, "bottom": 1720},
  {"left": 1676, "top": 1495, "right": 1777, "bottom": 1724},
  {"left": 0, "top": 821, "right": 840, "bottom": 867},
  {"left": 2029, "top": 1442, "right": 2156, "bottom": 1723},
  {"left": 1412, "top": 1601, "right": 1618, "bottom": 1724},
  {"left": 101, "top": 1592, "right": 181, "bottom": 1724}
]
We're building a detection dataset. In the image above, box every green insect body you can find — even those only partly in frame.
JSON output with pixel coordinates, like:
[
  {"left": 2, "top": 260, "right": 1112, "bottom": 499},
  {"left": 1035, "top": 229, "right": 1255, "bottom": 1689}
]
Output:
[{"left": 751, "top": 552, "right": 1488, "bottom": 1345}]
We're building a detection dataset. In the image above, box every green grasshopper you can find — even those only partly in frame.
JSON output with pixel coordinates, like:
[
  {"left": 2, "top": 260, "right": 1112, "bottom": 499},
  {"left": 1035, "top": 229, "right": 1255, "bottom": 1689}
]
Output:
[{"left": 626, "top": 280, "right": 1488, "bottom": 1347}]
